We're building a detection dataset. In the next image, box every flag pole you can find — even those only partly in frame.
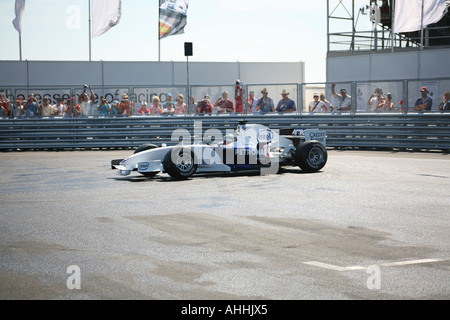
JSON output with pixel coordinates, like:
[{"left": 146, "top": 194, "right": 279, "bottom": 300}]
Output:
[
  {"left": 158, "top": 4, "right": 161, "bottom": 62},
  {"left": 391, "top": 0, "right": 395, "bottom": 53},
  {"left": 19, "top": 32, "right": 22, "bottom": 61},
  {"left": 89, "top": 0, "right": 92, "bottom": 61},
  {"left": 420, "top": 0, "right": 424, "bottom": 49}
]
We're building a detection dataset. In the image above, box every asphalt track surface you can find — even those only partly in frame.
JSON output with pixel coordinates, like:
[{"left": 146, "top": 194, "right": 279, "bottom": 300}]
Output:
[{"left": 0, "top": 149, "right": 449, "bottom": 300}]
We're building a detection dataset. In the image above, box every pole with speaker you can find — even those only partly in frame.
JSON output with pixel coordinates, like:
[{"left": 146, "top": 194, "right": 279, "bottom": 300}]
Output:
[{"left": 184, "top": 42, "right": 193, "bottom": 115}]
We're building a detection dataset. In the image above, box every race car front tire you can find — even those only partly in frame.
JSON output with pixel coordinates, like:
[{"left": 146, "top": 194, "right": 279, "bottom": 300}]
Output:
[
  {"left": 295, "top": 141, "right": 327, "bottom": 172},
  {"left": 163, "top": 148, "right": 198, "bottom": 180}
]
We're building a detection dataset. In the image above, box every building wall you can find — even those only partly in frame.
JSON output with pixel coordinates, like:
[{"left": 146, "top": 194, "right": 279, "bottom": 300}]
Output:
[
  {"left": 326, "top": 47, "right": 450, "bottom": 82},
  {"left": 0, "top": 60, "right": 304, "bottom": 88}
]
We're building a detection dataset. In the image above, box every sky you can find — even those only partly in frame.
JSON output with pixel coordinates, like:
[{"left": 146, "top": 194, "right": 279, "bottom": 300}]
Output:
[{"left": 0, "top": 0, "right": 372, "bottom": 83}]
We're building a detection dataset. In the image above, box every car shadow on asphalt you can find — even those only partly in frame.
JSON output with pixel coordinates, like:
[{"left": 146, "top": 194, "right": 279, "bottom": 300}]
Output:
[{"left": 109, "top": 168, "right": 321, "bottom": 183}]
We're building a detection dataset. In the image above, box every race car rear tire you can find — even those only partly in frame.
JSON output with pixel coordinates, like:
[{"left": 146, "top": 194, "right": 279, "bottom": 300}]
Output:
[
  {"left": 295, "top": 141, "right": 327, "bottom": 172},
  {"left": 134, "top": 144, "right": 158, "bottom": 154},
  {"left": 163, "top": 148, "right": 198, "bottom": 180}
]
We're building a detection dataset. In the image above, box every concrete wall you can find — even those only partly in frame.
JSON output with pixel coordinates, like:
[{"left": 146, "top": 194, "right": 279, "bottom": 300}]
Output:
[
  {"left": 0, "top": 60, "right": 305, "bottom": 88},
  {"left": 326, "top": 47, "right": 450, "bottom": 82}
]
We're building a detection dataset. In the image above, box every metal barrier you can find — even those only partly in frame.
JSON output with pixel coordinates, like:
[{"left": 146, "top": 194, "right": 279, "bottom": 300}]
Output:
[{"left": 1, "top": 113, "right": 449, "bottom": 151}]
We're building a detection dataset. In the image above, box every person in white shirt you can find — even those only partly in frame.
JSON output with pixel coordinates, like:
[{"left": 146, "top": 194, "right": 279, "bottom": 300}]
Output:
[
  {"left": 320, "top": 94, "right": 334, "bottom": 113},
  {"left": 331, "top": 83, "right": 352, "bottom": 112},
  {"left": 53, "top": 99, "right": 66, "bottom": 116},
  {"left": 163, "top": 101, "right": 176, "bottom": 115},
  {"left": 247, "top": 91, "right": 258, "bottom": 113},
  {"left": 367, "top": 87, "right": 384, "bottom": 112},
  {"left": 78, "top": 85, "right": 96, "bottom": 117},
  {"left": 40, "top": 97, "right": 55, "bottom": 116},
  {"left": 309, "top": 93, "right": 327, "bottom": 113}
]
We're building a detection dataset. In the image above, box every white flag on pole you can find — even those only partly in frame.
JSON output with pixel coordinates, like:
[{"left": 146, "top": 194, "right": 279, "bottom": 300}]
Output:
[
  {"left": 12, "top": 0, "right": 26, "bottom": 34},
  {"left": 422, "top": 0, "right": 449, "bottom": 27},
  {"left": 394, "top": 0, "right": 448, "bottom": 34},
  {"left": 92, "top": 0, "right": 122, "bottom": 38}
]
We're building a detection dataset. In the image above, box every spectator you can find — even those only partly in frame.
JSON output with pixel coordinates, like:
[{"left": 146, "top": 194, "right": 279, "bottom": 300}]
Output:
[
  {"left": 376, "top": 93, "right": 394, "bottom": 112},
  {"left": 235, "top": 80, "right": 243, "bottom": 113},
  {"left": 384, "top": 93, "right": 394, "bottom": 112},
  {"left": 309, "top": 93, "right": 327, "bottom": 113},
  {"left": 163, "top": 93, "right": 173, "bottom": 109},
  {"left": 25, "top": 94, "right": 40, "bottom": 118},
  {"left": 138, "top": 101, "right": 150, "bottom": 115},
  {"left": 331, "top": 83, "right": 352, "bottom": 112},
  {"left": 197, "top": 96, "right": 213, "bottom": 114},
  {"left": 247, "top": 91, "right": 258, "bottom": 113},
  {"left": 119, "top": 94, "right": 133, "bottom": 116},
  {"left": 163, "top": 101, "right": 176, "bottom": 115},
  {"left": 66, "top": 98, "right": 82, "bottom": 118},
  {"left": 15, "top": 96, "right": 25, "bottom": 118},
  {"left": 320, "top": 93, "right": 334, "bottom": 112},
  {"left": 256, "top": 88, "right": 275, "bottom": 113},
  {"left": 367, "top": 87, "right": 384, "bottom": 112},
  {"left": 174, "top": 94, "right": 187, "bottom": 114},
  {"left": 276, "top": 90, "right": 296, "bottom": 113},
  {"left": 438, "top": 91, "right": 450, "bottom": 111},
  {"left": 187, "top": 96, "right": 197, "bottom": 114},
  {"left": 78, "top": 85, "right": 95, "bottom": 116},
  {"left": 97, "top": 97, "right": 111, "bottom": 116},
  {"left": 151, "top": 96, "right": 164, "bottom": 114},
  {"left": 53, "top": 98, "right": 66, "bottom": 116},
  {"left": 214, "top": 91, "right": 234, "bottom": 113},
  {"left": 413, "top": 87, "right": 433, "bottom": 111},
  {"left": 0, "top": 94, "right": 10, "bottom": 117},
  {"left": 40, "top": 97, "right": 55, "bottom": 117},
  {"left": 110, "top": 100, "right": 120, "bottom": 116}
]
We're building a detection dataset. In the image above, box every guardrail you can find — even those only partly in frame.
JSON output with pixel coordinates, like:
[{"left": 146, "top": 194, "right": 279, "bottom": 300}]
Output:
[{"left": 1, "top": 114, "right": 449, "bottom": 151}]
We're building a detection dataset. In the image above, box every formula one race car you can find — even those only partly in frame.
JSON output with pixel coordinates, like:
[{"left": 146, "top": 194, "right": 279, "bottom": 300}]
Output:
[{"left": 111, "top": 122, "right": 327, "bottom": 180}]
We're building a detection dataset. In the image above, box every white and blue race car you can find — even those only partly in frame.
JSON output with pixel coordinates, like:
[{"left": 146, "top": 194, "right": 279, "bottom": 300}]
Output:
[{"left": 111, "top": 122, "right": 328, "bottom": 180}]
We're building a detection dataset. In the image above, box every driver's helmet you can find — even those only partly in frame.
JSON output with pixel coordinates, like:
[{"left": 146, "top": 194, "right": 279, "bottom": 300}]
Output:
[{"left": 224, "top": 133, "right": 235, "bottom": 145}]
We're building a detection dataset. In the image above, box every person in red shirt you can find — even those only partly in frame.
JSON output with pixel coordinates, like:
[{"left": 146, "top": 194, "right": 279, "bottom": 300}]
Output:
[
  {"left": 138, "top": 101, "right": 150, "bottom": 115},
  {"left": 66, "top": 98, "right": 82, "bottom": 117},
  {"left": 235, "top": 80, "right": 243, "bottom": 113},
  {"left": 197, "top": 96, "right": 213, "bottom": 114},
  {"left": 214, "top": 91, "right": 234, "bottom": 113}
]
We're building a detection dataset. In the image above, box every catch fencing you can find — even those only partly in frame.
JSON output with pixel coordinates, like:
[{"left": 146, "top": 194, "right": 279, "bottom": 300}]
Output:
[{"left": 1, "top": 77, "right": 449, "bottom": 115}]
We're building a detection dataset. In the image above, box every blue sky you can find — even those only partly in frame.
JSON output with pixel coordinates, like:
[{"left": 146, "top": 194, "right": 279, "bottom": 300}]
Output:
[{"left": 0, "top": 0, "right": 371, "bottom": 83}]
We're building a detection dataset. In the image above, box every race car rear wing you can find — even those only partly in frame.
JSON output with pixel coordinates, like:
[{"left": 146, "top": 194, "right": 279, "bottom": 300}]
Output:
[{"left": 281, "top": 128, "right": 327, "bottom": 147}]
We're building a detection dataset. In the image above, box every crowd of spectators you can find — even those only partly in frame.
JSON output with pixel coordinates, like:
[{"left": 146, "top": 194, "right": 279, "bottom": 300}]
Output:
[{"left": 1, "top": 82, "right": 449, "bottom": 119}]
